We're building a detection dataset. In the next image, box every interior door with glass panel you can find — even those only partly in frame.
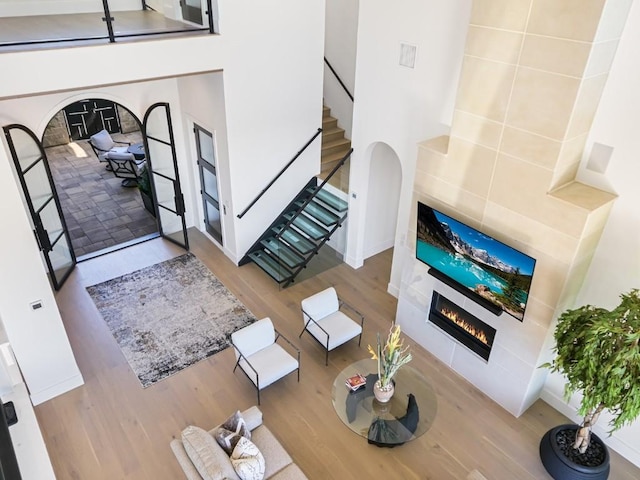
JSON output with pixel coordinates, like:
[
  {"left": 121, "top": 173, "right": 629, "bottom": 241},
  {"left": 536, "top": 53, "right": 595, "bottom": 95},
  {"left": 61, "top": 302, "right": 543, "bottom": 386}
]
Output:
[
  {"left": 142, "top": 103, "right": 189, "bottom": 250},
  {"left": 181, "top": 0, "right": 203, "bottom": 24},
  {"left": 194, "top": 124, "right": 223, "bottom": 244},
  {"left": 3, "top": 124, "right": 75, "bottom": 290}
]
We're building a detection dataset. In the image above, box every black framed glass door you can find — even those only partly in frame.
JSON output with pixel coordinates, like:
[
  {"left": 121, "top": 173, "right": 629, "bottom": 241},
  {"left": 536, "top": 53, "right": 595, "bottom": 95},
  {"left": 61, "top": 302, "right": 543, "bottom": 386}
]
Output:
[
  {"left": 194, "top": 124, "right": 223, "bottom": 244},
  {"left": 3, "top": 124, "right": 76, "bottom": 290},
  {"left": 142, "top": 103, "right": 189, "bottom": 250}
]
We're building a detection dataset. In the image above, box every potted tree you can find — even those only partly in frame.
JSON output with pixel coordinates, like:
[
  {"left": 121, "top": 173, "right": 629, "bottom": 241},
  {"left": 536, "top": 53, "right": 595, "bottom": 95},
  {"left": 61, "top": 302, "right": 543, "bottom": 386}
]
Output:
[{"left": 540, "top": 289, "right": 640, "bottom": 479}]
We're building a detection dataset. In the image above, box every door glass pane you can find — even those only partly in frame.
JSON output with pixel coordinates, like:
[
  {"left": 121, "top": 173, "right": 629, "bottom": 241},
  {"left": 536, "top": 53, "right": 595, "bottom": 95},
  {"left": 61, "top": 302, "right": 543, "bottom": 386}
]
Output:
[
  {"left": 205, "top": 199, "right": 222, "bottom": 238},
  {"left": 50, "top": 234, "right": 74, "bottom": 280},
  {"left": 12, "top": 128, "right": 43, "bottom": 172},
  {"left": 23, "top": 161, "right": 54, "bottom": 212},
  {"left": 145, "top": 108, "right": 171, "bottom": 145},
  {"left": 202, "top": 167, "right": 219, "bottom": 202},
  {"left": 41, "top": 199, "right": 64, "bottom": 245},
  {"left": 197, "top": 130, "right": 214, "bottom": 164}
]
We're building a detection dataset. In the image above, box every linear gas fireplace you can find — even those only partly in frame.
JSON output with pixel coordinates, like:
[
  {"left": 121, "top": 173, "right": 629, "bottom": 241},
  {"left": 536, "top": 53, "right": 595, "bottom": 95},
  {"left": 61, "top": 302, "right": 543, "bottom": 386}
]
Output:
[{"left": 428, "top": 292, "right": 496, "bottom": 361}]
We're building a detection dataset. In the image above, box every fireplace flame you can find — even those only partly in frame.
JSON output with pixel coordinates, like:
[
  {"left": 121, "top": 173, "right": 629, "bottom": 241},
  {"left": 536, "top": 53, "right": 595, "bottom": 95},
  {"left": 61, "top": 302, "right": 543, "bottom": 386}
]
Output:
[{"left": 440, "top": 308, "right": 490, "bottom": 346}]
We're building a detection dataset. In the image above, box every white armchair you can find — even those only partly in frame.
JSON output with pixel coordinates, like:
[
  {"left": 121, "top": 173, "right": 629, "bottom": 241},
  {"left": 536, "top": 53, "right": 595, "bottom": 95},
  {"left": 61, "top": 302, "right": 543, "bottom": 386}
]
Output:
[
  {"left": 231, "top": 317, "right": 300, "bottom": 404},
  {"left": 299, "top": 287, "right": 364, "bottom": 365}
]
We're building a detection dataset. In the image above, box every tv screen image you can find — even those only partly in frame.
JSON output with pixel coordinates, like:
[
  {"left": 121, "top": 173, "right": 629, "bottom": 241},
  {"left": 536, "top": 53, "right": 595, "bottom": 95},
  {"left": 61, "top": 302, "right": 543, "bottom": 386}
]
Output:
[{"left": 416, "top": 202, "right": 536, "bottom": 321}]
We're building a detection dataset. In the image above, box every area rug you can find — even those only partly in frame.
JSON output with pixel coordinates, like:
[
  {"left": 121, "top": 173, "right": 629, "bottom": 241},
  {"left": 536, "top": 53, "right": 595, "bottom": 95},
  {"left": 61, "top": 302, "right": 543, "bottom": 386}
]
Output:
[{"left": 86, "top": 253, "right": 256, "bottom": 387}]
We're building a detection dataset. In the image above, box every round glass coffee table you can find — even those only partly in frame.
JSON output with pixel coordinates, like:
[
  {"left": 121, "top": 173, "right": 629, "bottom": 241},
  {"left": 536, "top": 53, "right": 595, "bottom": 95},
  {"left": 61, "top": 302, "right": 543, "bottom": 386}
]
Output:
[{"left": 331, "top": 358, "right": 437, "bottom": 446}]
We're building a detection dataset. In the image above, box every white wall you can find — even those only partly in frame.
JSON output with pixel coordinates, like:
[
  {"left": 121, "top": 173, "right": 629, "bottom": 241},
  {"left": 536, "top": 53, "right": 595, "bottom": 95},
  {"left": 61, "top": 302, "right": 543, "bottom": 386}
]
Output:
[
  {"left": 324, "top": 0, "right": 358, "bottom": 138},
  {"left": 218, "top": 0, "right": 325, "bottom": 259},
  {"left": 346, "top": 0, "right": 471, "bottom": 278},
  {"left": 0, "top": 135, "right": 83, "bottom": 405},
  {"left": 541, "top": 0, "right": 640, "bottom": 467}
]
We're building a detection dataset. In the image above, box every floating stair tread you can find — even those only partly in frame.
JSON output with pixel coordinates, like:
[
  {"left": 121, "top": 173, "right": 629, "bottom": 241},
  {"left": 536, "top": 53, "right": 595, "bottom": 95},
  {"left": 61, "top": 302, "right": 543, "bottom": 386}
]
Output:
[
  {"left": 296, "top": 200, "right": 341, "bottom": 227},
  {"left": 272, "top": 225, "right": 316, "bottom": 254},
  {"left": 284, "top": 213, "right": 329, "bottom": 240},
  {"left": 307, "top": 187, "right": 348, "bottom": 212},
  {"left": 248, "top": 251, "right": 293, "bottom": 283},
  {"left": 260, "top": 237, "right": 305, "bottom": 269}
]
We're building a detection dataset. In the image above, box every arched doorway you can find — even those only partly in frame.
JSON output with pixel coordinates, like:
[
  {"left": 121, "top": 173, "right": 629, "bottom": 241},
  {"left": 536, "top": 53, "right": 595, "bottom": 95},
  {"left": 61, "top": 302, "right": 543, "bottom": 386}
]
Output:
[
  {"left": 363, "top": 142, "right": 402, "bottom": 259},
  {"left": 42, "top": 98, "right": 159, "bottom": 260}
]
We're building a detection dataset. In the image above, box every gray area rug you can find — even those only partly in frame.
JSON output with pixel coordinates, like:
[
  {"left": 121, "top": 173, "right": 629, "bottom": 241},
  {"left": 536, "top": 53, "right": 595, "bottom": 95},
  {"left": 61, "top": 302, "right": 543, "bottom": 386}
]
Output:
[{"left": 86, "top": 253, "right": 256, "bottom": 387}]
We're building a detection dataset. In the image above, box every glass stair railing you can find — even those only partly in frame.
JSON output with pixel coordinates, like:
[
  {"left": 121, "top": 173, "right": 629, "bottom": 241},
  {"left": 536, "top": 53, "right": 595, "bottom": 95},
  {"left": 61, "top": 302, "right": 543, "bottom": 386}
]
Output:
[{"left": 243, "top": 174, "right": 349, "bottom": 288}]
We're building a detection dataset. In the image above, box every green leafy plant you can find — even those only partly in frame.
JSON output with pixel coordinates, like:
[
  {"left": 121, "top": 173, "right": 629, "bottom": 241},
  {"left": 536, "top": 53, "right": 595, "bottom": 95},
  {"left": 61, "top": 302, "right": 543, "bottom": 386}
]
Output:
[
  {"left": 543, "top": 289, "right": 640, "bottom": 453},
  {"left": 368, "top": 324, "right": 412, "bottom": 388},
  {"left": 137, "top": 165, "right": 151, "bottom": 195}
]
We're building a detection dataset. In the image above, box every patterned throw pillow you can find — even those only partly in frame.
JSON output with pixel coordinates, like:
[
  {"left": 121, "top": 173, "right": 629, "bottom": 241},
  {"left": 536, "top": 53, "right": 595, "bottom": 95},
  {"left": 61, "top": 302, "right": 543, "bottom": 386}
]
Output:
[
  {"left": 214, "top": 427, "right": 242, "bottom": 456},
  {"left": 221, "top": 410, "right": 251, "bottom": 440},
  {"left": 230, "top": 437, "right": 266, "bottom": 480}
]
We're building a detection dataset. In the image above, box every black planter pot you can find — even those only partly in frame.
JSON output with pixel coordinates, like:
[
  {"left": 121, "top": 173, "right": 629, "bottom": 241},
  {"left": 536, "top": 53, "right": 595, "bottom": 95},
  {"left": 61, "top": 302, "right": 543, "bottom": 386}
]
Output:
[{"left": 540, "top": 424, "right": 610, "bottom": 480}]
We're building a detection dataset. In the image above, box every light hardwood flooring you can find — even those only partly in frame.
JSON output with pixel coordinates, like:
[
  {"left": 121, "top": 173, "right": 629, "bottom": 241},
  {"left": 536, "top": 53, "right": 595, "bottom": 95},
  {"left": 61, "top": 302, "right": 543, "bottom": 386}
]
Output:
[{"left": 38, "top": 229, "right": 640, "bottom": 479}]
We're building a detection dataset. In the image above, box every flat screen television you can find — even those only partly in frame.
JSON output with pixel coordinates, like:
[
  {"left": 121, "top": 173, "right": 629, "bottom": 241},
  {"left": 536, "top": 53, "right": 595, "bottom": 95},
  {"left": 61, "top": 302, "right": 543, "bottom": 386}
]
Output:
[{"left": 416, "top": 201, "right": 536, "bottom": 321}]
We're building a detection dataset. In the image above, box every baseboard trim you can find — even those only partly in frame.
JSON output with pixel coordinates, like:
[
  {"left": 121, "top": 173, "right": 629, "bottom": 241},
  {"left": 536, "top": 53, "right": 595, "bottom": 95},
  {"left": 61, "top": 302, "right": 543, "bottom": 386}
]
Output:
[{"left": 30, "top": 374, "right": 84, "bottom": 406}]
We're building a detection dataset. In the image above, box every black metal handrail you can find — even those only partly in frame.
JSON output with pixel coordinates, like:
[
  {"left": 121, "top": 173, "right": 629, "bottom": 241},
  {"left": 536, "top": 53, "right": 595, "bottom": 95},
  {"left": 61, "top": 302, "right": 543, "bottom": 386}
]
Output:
[
  {"left": 237, "top": 128, "right": 323, "bottom": 219},
  {"left": 0, "top": 0, "right": 215, "bottom": 49},
  {"left": 324, "top": 57, "right": 354, "bottom": 102}
]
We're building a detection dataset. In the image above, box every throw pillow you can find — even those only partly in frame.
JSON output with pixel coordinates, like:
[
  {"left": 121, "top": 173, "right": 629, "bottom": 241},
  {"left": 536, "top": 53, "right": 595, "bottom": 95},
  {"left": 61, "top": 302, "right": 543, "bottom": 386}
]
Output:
[
  {"left": 230, "top": 437, "right": 265, "bottom": 480},
  {"left": 182, "top": 425, "right": 236, "bottom": 480},
  {"left": 214, "top": 427, "right": 243, "bottom": 456},
  {"left": 221, "top": 410, "right": 251, "bottom": 440}
]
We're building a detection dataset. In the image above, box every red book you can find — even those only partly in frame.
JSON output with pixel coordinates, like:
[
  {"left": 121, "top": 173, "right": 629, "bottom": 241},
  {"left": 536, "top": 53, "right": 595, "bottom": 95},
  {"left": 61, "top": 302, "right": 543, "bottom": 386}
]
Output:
[{"left": 345, "top": 373, "right": 366, "bottom": 391}]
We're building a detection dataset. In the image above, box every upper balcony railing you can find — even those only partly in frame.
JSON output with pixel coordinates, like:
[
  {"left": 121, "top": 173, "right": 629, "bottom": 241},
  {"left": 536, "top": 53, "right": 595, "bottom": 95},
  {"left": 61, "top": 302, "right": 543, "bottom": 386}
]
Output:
[{"left": 0, "top": 0, "right": 216, "bottom": 51}]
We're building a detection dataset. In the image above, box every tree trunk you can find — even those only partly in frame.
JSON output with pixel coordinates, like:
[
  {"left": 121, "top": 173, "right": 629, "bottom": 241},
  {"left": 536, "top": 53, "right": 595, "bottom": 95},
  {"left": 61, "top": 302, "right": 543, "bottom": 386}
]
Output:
[{"left": 574, "top": 403, "right": 605, "bottom": 453}]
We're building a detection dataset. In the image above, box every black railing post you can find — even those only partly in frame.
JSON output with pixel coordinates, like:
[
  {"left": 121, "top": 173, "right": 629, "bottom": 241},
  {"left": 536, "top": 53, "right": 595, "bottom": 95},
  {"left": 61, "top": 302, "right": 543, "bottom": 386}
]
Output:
[
  {"left": 237, "top": 128, "right": 323, "bottom": 219},
  {"left": 101, "top": 0, "right": 116, "bottom": 43},
  {"left": 324, "top": 57, "right": 354, "bottom": 102},
  {"left": 206, "top": 0, "right": 215, "bottom": 33}
]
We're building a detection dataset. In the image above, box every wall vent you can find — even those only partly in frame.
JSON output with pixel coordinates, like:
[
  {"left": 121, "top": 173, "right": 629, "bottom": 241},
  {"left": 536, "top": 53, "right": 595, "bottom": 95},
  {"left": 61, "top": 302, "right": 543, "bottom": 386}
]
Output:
[
  {"left": 399, "top": 43, "right": 417, "bottom": 69},
  {"left": 586, "top": 142, "right": 614, "bottom": 173}
]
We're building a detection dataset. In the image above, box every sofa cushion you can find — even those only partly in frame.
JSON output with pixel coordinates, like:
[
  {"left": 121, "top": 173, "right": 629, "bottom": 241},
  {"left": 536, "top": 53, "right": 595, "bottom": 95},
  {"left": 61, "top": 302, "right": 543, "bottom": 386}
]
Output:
[
  {"left": 250, "top": 425, "right": 293, "bottom": 478},
  {"left": 181, "top": 425, "right": 237, "bottom": 480},
  {"left": 230, "top": 437, "right": 265, "bottom": 480}
]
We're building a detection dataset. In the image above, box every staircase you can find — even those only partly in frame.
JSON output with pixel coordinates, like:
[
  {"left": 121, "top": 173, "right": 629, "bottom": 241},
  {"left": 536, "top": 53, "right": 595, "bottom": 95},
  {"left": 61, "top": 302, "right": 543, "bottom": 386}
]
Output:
[
  {"left": 239, "top": 177, "right": 349, "bottom": 288},
  {"left": 321, "top": 105, "right": 351, "bottom": 191}
]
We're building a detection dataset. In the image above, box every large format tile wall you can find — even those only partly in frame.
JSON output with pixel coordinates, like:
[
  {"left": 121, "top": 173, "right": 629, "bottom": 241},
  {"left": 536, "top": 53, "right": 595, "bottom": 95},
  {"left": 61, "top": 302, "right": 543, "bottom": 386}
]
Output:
[{"left": 396, "top": 0, "right": 631, "bottom": 416}]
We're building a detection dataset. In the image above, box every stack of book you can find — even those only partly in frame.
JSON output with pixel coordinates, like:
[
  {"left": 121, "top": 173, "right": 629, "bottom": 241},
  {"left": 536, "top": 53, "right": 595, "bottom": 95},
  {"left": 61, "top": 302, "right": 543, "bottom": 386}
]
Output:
[{"left": 345, "top": 373, "right": 366, "bottom": 392}]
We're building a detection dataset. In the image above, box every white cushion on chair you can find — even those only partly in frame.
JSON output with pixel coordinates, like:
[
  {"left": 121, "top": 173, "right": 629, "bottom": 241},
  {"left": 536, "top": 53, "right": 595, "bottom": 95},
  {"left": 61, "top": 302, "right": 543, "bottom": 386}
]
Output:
[
  {"left": 301, "top": 287, "right": 340, "bottom": 322},
  {"left": 238, "top": 343, "right": 299, "bottom": 389},
  {"left": 232, "top": 318, "right": 276, "bottom": 359},
  {"left": 306, "top": 311, "right": 362, "bottom": 351},
  {"left": 90, "top": 129, "right": 115, "bottom": 151}
]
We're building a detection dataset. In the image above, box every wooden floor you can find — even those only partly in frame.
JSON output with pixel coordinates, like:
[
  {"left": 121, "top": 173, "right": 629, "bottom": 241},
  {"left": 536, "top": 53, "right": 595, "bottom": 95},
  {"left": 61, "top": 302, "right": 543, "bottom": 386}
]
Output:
[{"left": 38, "top": 229, "right": 640, "bottom": 479}]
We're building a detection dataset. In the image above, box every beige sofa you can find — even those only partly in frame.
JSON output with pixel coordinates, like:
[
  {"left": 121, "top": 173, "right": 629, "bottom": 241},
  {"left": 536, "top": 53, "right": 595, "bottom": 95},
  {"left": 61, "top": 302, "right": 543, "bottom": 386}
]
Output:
[{"left": 170, "top": 406, "right": 307, "bottom": 480}]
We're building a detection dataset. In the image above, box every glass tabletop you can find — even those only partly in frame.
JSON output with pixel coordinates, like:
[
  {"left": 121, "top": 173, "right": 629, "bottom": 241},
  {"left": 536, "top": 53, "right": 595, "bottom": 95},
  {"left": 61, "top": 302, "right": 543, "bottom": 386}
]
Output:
[{"left": 331, "top": 358, "right": 437, "bottom": 446}]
